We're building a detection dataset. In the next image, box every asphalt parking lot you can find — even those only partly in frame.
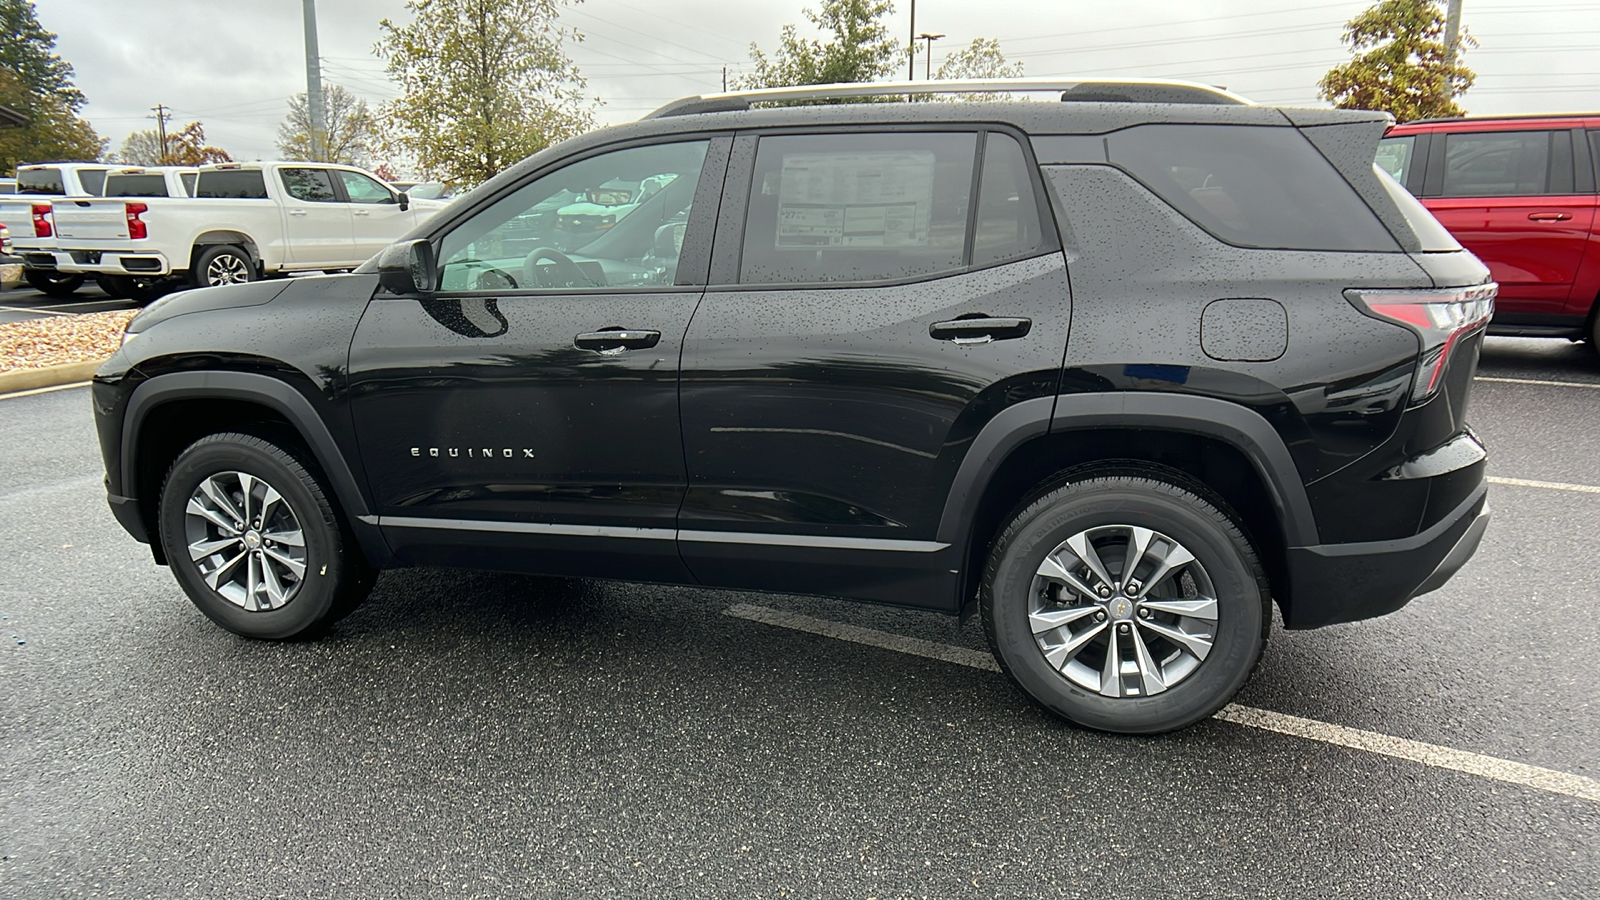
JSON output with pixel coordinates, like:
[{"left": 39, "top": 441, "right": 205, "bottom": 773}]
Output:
[
  {"left": 2, "top": 337, "right": 1596, "bottom": 899},
  {"left": 0, "top": 282, "right": 139, "bottom": 324}
]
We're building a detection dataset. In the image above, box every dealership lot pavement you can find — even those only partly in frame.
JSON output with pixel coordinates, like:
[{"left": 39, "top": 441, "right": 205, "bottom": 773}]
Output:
[
  {"left": 0, "top": 284, "right": 137, "bottom": 324},
  {"left": 2, "top": 337, "right": 1596, "bottom": 898}
]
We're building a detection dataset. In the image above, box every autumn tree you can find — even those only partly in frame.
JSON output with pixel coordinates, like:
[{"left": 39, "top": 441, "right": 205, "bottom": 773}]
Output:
[
  {"left": 375, "top": 0, "right": 593, "bottom": 188},
  {"left": 1319, "top": 0, "right": 1475, "bottom": 121},
  {"left": 0, "top": 1, "right": 102, "bottom": 172},
  {"left": 117, "top": 121, "right": 230, "bottom": 166},
  {"left": 737, "top": 0, "right": 901, "bottom": 88},
  {"left": 115, "top": 128, "right": 165, "bottom": 165},
  {"left": 276, "top": 83, "right": 377, "bottom": 165}
]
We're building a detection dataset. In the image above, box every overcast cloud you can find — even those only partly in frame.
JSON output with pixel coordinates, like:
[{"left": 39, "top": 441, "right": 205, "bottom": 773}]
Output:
[{"left": 33, "top": 0, "right": 1600, "bottom": 168}]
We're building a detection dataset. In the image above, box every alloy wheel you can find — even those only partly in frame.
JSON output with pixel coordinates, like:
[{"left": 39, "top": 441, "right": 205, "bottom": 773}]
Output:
[
  {"left": 205, "top": 254, "right": 251, "bottom": 286},
  {"left": 183, "top": 471, "right": 306, "bottom": 611}
]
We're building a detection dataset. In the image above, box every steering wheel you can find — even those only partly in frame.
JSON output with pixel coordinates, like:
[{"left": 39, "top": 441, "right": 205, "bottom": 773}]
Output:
[{"left": 522, "top": 247, "right": 595, "bottom": 289}]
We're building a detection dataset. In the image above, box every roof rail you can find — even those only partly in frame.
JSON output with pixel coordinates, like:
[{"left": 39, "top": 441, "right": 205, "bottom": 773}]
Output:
[{"left": 646, "top": 78, "right": 1253, "bottom": 118}]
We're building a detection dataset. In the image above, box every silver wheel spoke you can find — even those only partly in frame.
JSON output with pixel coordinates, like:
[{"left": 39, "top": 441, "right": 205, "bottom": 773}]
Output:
[
  {"left": 263, "top": 546, "right": 306, "bottom": 579},
  {"left": 186, "top": 497, "right": 240, "bottom": 533},
  {"left": 257, "top": 484, "right": 285, "bottom": 524},
  {"left": 263, "top": 528, "right": 303, "bottom": 548},
  {"left": 1141, "top": 597, "right": 1218, "bottom": 621},
  {"left": 260, "top": 554, "right": 289, "bottom": 608},
  {"left": 1099, "top": 626, "right": 1123, "bottom": 697},
  {"left": 1121, "top": 525, "right": 1154, "bottom": 590},
  {"left": 1065, "top": 532, "right": 1117, "bottom": 591},
  {"left": 1128, "top": 626, "right": 1168, "bottom": 696},
  {"left": 1041, "top": 621, "right": 1106, "bottom": 670},
  {"left": 198, "top": 478, "right": 245, "bottom": 529},
  {"left": 1035, "top": 553, "right": 1099, "bottom": 600},
  {"left": 1029, "top": 604, "right": 1101, "bottom": 634},
  {"left": 1134, "top": 540, "right": 1196, "bottom": 600},
  {"left": 203, "top": 549, "right": 248, "bottom": 591},
  {"left": 246, "top": 553, "right": 261, "bottom": 610},
  {"left": 188, "top": 536, "right": 242, "bottom": 562},
  {"left": 1139, "top": 619, "right": 1214, "bottom": 661},
  {"left": 237, "top": 473, "right": 256, "bottom": 524}
]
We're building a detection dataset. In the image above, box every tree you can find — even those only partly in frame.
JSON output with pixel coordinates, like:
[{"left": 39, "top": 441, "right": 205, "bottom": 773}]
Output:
[
  {"left": 1318, "top": 0, "right": 1475, "bottom": 122},
  {"left": 374, "top": 0, "right": 594, "bottom": 189},
  {"left": 934, "top": 38, "right": 1023, "bottom": 81},
  {"left": 0, "top": 67, "right": 101, "bottom": 173},
  {"left": 0, "top": 0, "right": 83, "bottom": 111},
  {"left": 737, "top": 0, "right": 901, "bottom": 89},
  {"left": 116, "top": 121, "right": 230, "bottom": 166},
  {"left": 276, "top": 83, "right": 377, "bottom": 165}
]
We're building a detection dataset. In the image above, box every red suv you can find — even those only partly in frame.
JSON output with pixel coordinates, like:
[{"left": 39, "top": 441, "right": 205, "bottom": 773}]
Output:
[{"left": 1380, "top": 115, "right": 1600, "bottom": 347}]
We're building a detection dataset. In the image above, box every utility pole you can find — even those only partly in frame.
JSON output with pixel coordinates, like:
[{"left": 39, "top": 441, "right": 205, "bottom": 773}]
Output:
[
  {"left": 301, "top": 0, "right": 327, "bottom": 161},
  {"left": 149, "top": 104, "right": 171, "bottom": 163},
  {"left": 722, "top": 66, "right": 727, "bottom": 92},
  {"left": 908, "top": 0, "right": 916, "bottom": 80},
  {"left": 919, "top": 32, "right": 945, "bottom": 80},
  {"left": 1441, "top": 0, "right": 1463, "bottom": 104}
]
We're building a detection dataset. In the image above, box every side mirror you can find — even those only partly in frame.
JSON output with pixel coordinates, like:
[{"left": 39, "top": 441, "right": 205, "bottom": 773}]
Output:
[
  {"left": 377, "top": 239, "right": 435, "bottom": 295},
  {"left": 396, "top": 190, "right": 410, "bottom": 211}
]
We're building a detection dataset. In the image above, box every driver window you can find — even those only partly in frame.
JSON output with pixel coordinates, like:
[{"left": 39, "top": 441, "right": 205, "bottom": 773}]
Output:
[{"left": 438, "top": 140, "right": 710, "bottom": 292}]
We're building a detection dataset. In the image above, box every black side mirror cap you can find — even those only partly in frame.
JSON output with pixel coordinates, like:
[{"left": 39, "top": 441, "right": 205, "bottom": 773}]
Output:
[
  {"left": 396, "top": 190, "right": 410, "bottom": 211},
  {"left": 377, "top": 239, "right": 435, "bottom": 295}
]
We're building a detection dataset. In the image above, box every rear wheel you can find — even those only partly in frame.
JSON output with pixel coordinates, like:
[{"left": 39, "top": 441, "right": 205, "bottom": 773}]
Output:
[
  {"left": 191, "top": 245, "right": 255, "bottom": 288},
  {"left": 24, "top": 269, "right": 84, "bottom": 297},
  {"left": 982, "top": 472, "right": 1270, "bottom": 734},
  {"left": 98, "top": 274, "right": 174, "bottom": 306},
  {"left": 158, "top": 432, "right": 374, "bottom": 640}
]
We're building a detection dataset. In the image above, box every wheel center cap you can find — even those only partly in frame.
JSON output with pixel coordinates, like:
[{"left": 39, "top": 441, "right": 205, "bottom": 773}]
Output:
[
  {"left": 243, "top": 530, "right": 262, "bottom": 550},
  {"left": 1108, "top": 596, "right": 1135, "bottom": 620}
]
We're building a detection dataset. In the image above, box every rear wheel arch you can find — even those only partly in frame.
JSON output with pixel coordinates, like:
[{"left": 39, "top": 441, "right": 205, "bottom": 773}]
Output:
[{"left": 190, "top": 231, "right": 262, "bottom": 275}]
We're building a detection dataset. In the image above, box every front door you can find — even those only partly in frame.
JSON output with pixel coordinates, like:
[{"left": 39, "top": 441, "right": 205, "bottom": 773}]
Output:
[
  {"left": 347, "top": 136, "right": 728, "bottom": 582},
  {"left": 676, "top": 129, "right": 1071, "bottom": 610},
  {"left": 336, "top": 168, "right": 414, "bottom": 262}
]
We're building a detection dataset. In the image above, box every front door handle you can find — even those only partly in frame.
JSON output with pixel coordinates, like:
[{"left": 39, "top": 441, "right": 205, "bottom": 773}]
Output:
[
  {"left": 574, "top": 328, "right": 661, "bottom": 351},
  {"left": 287, "top": 209, "right": 308, "bottom": 217},
  {"left": 929, "top": 316, "right": 1032, "bottom": 344},
  {"left": 1528, "top": 212, "right": 1573, "bottom": 221},
  {"left": 353, "top": 209, "right": 372, "bottom": 217}
]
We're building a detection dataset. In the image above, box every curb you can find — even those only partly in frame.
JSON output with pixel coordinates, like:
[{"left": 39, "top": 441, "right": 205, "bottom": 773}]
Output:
[{"left": 0, "top": 359, "right": 106, "bottom": 396}]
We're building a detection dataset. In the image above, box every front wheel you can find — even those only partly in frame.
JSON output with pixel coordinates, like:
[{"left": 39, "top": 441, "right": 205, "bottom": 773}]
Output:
[
  {"left": 191, "top": 244, "right": 255, "bottom": 288},
  {"left": 982, "top": 472, "right": 1270, "bottom": 734},
  {"left": 158, "top": 432, "right": 373, "bottom": 640},
  {"left": 24, "top": 269, "right": 84, "bottom": 297}
]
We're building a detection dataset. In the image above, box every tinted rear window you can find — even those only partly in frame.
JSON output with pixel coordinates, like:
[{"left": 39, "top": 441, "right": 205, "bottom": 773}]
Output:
[
  {"left": 18, "top": 168, "right": 64, "bottom": 194},
  {"left": 196, "top": 170, "right": 269, "bottom": 199},
  {"left": 1107, "top": 124, "right": 1399, "bottom": 252},
  {"left": 180, "top": 172, "right": 197, "bottom": 196},
  {"left": 1440, "top": 130, "right": 1569, "bottom": 197},
  {"left": 104, "top": 174, "right": 169, "bottom": 197},
  {"left": 78, "top": 169, "right": 106, "bottom": 195},
  {"left": 0, "top": 181, "right": 14, "bottom": 194}
]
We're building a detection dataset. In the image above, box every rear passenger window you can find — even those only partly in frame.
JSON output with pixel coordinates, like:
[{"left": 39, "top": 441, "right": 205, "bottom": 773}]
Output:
[
  {"left": 180, "top": 172, "right": 197, "bottom": 196},
  {"left": 196, "top": 170, "right": 269, "bottom": 199},
  {"left": 972, "top": 133, "right": 1046, "bottom": 268},
  {"left": 281, "top": 168, "right": 338, "bottom": 202},
  {"left": 104, "top": 175, "right": 168, "bottom": 197},
  {"left": 739, "top": 132, "right": 977, "bottom": 285},
  {"left": 1441, "top": 131, "right": 1569, "bottom": 197},
  {"left": 1375, "top": 136, "right": 1416, "bottom": 183},
  {"left": 1108, "top": 124, "right": 1399, "bottom": 252}
]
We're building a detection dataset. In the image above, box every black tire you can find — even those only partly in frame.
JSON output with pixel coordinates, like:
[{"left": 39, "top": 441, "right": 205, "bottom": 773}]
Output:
[
  {"left": 98, "top": 274, "right": 175, "bottom": 306},
  {"left": 158, "top": 431, "right": 374, "bottom": 640},
  {"left": 190, "top": 244, "right": 256, "bottom": 289},
  {"left": 24, "top": 269, "right": 84, "bottom": 297},
  {"left": 981, "top": 471, "right": 1270, "bottom": 734}
]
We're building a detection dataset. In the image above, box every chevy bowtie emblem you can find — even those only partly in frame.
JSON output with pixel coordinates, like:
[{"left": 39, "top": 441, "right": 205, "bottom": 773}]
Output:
[{"left": 412, "top": 447, "right": 536, "bottom": 459}]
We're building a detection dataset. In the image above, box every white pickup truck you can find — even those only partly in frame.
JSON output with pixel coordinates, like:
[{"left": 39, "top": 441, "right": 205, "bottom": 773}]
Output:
[
  {"left": 1, "top": 161, "right": 110, "bottom": 296},
  {"left": 37, "top": 161, "right": 448, "bottom": 302}
]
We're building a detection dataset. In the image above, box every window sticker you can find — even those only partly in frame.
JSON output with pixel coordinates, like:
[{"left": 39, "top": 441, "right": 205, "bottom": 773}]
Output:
[{"left": 776, "top": 150, "right": 936, "bottom": 248}]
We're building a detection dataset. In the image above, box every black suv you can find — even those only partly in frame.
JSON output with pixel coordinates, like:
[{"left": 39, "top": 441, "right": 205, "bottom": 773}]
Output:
[{"left": 93, "top": 80, "right": 1494, "bottom": 733}]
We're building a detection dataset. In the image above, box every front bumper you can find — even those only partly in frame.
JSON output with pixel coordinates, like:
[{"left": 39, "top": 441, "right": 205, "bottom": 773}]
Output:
[
  {"left": 1283, "top": 485, "right": 1489, "bottom": 629},
  {"left": 29, "top": 248, "right": 173, "bottom": 276}
]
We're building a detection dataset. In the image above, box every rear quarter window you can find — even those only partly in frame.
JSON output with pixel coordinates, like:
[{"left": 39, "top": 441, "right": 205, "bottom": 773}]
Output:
[
  {"left": 1376, "top": 135, "right": 1416, "bottom": 183},
  {"left": 195, "top": 170, "right": 269, "bottom": 199},
  {"left": 1107, "top": 124, "right": 1399, "bottom": 252}
]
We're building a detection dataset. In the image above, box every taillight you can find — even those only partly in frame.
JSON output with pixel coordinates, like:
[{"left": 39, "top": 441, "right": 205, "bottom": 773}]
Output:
[
  {"left": 1347, "top": 284, "right": 1496, "bottom": 404},
  {"left": 125, "top": 201, "right": 148, "bottom": 240},
  {"left": 31, "top": 203, "right": 52, "bottom": 238}
]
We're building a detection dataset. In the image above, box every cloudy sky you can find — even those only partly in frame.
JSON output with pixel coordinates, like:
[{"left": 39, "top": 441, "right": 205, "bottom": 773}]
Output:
[{"left": 33, "top": 0, "right": 1600, "bottom": 166}]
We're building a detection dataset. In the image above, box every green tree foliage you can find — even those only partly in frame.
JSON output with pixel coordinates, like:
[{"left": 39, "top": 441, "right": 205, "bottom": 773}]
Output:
[
  {"left": 276, "top": 83, "right": 377, "bottom": 165},
  {"left": 737, "top": 0, "right": 901, "bottom": 88},
  {"left": 375, "top": 0, "right": 593, "bottom": 188},
  {"left": 0, "top": 1, "right": 102, "bottom": 171},
  {"left": 1319, "top": 0, "right": 1475, "bottom": 121},
  {"left": 933, "top": 37, "right": 1023, "bottom": 80},
  {"left": 115, "top": 121, "right": 230, "bottom": 166},
  {"left": 0, "top": 68, "right": 101, "bottom": 173}
]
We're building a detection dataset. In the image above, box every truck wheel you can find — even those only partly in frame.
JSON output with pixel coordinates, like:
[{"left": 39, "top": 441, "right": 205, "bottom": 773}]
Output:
[
  {"left": 192, "top": 245, "right": 255, "bottom": 288},
  {"left": 158, "top": 431, "right": 374, "bottom": 640},
  {"left": 24, "top": 269, "right": 84, "bottom": 298},
  {"left": 99, "top": 274, "right": 174, "bottom": 306},
  {"left": 981, "top": 472, "right": 1270, "bottom": 734}
]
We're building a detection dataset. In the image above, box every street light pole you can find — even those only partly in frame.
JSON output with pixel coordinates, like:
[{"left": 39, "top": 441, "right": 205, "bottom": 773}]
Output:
[
  {"left": 302, "top": 0, "right": 327, "bottom": 162},
  {"left": 908, "top": 0, "right": 916, "bottom": 81},
  {"left": 919, "top": 32, "right": 945, "bottom": 80}
]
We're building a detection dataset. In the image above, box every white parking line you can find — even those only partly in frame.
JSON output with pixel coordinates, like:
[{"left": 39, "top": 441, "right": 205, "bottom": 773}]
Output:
[
  {"left": 724, "top": 603, "right": 1600, "bottom": 804},
  {"left": 0, "top": 304, "right": 69, "bottom": 317},
  {"left": 1476, "top": 376, "right": 1600, "bottom": 390},
  {"left": 0, "top": 381, "right": 91, "bottom": 401},
  {"left": 1488, "top": 475, "right": 1600, "bottom": 495}
]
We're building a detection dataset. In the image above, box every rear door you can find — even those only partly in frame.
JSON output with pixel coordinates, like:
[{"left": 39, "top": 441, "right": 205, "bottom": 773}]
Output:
[
  {"left": 277, "top": 166, "right": 355, "bottom": 265},
  {"left": 675, "top": 128, "right": 1070, "bottom": 610},
  {"left": 1420, "top": 127, "right": 1596, "bottom": 316}
]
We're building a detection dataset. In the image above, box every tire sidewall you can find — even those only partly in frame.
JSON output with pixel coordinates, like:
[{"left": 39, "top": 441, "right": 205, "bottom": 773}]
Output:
[
  {"left": 193, "top": 245, "right": 254, "bottom": 288},
  {"left": 987, "top": 481, "right": 1265, "bottom": 734},
  {"left": 159, "top": 436, "right": 342, "bottom": 639}
]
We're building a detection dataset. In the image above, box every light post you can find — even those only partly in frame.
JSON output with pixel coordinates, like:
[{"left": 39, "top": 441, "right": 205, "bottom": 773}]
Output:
[{"left": 918, "top": 32, "right": 945, "bottom": 80}]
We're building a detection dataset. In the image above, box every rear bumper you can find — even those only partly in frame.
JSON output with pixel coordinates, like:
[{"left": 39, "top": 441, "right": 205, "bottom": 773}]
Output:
[
  {"left": 1283, "top": 484, "right": 1488, "bottom": 629},
  {"left": 30, "top": 248, "right": 173, "bottom": 276}
]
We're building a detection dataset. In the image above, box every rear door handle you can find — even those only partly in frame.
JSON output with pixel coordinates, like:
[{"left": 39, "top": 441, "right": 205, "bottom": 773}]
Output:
[
  {"left": 574, "top": 328, "right": 661, "bottom": 351},
  {"left": 1527, "top": 212, "right": 1572, "bottom": 221},
  {"left": 929, "top": 316, "right": 1032, "bottom": 344},
  {"left": 288, "top": 209, "right": 308, "bottom": 217}
]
